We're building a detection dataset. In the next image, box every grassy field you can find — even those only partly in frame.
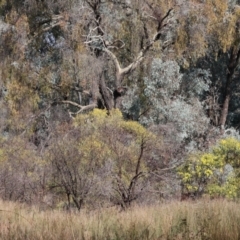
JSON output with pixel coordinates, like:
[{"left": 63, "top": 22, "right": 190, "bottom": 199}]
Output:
[{"left": 0, "top": 199, "right": 239, "bottom": 239}]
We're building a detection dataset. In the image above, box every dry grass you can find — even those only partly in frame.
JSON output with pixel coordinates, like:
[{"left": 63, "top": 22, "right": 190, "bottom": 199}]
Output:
[{"left": 0, "top": 199, "right": 239, "bottom": 239}]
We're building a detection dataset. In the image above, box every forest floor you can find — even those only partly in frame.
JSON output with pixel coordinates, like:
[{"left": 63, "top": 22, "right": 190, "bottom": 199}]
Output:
[{"left": 0, "top": 199, "right": 239, "bottom": 239}]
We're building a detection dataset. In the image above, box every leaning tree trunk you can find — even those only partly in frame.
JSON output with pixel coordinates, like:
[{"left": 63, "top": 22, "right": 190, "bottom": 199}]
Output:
[
  {"left": 219, "top": 47, "right": 240, "bottom": 133},
  {"left": 99, "top": 73, "right": 114, "bottom": 110},
  {"left": 219, "top": 85, "right": 231, "bottom": 133}
]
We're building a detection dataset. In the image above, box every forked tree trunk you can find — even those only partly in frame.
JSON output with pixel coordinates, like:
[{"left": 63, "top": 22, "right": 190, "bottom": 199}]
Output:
[
  {"left": 62, "top": 7, "right": 174, "bottom": 114},
  {"left": 86, "top": 8, "right": 174, "bottom": 111}
]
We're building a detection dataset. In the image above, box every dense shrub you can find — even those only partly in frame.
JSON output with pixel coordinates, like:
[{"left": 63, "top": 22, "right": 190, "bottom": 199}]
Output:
[{"left": 178, "top": 137, "right": 240, "bottom": 199}]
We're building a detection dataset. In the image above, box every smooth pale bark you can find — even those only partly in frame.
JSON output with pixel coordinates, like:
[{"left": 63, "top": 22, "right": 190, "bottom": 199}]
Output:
[
  {"left": 219, "top": 92, "right": 230, "bottom": 133},
  {"left": 62, "top": 7, "right": 173, "bottom": 113},
  {"left": 102, "top": 8, "right": 173, "bottom": 109}
]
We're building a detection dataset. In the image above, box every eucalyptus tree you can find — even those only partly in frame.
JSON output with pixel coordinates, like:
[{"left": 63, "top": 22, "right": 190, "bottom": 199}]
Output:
[
  {"left": 2, "top": 0, "right": 240, "bottom": 144},
  {"left": 175, "top": 0, "right": 240, "bottom": 132},
  {"left": 60, "top": 0, "right": 177, "bottom": 114}
]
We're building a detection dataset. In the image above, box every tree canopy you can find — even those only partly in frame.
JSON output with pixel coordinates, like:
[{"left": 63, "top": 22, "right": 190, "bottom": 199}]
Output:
[{"left": 1, "top": 0, "right": 240, "bottom": 208}]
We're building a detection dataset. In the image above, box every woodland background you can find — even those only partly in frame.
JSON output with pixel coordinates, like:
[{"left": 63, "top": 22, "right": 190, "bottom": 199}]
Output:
[{"left": 1, "top": 0, "right": 240, "bottom": 211}]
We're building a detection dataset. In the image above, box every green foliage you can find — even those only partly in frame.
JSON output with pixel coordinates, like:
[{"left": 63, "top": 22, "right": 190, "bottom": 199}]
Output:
[
  {"left": 178, "top": 153, "right": 221, "bottom": 196},
  {"left": 178, "top": 138, "right": 240, "bottom": 199},
  {"left": 207, "top": 175, "right": 239, "bottom": 199},
  {"left": 49, "top": 109, "right": 157, "bottom": 209},
  {"left": 175, "top": 0, "right": 240, "bottom": 60},
  {"left": 212, "top": 138, "right": 240, "bottom": 167},
  {"left": 141, "top": 59, "right": 209, "bottom": 143},
  {"left": 2, "top": 0, "right": 240, "bottom": 208},
  {"left": 74, "top": 109, "right": 155, "bottom": 178}
]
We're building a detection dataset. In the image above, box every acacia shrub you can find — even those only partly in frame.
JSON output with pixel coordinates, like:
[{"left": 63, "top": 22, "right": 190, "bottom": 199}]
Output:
[
  {"left": 178, "top": 137, "right": 240, "bottom": 199},
  {"left": 48, "top": 109, "right": 161, "bottom": 210}
]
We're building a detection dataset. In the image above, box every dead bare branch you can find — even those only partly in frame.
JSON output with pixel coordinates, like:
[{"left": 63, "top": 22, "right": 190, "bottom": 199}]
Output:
[{"left": 61, "top": 100, "right": 97, "bottom": 114}]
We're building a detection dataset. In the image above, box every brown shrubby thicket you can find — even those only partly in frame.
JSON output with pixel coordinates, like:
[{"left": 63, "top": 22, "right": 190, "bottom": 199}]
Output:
[
  {"left": 0, "top": 136, "right": 46, "bottom": 204},
  {"left": 46, "top": 109, "right": 167, "bottom": 209}
]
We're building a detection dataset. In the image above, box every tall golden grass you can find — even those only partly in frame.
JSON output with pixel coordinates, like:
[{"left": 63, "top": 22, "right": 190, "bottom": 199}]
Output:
[{"left": 0, "top": 199, "right": 239, "bottom": 239}]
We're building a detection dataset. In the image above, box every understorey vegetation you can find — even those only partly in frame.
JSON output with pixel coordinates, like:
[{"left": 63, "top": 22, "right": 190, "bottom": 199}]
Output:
[{"left": 1, "top": 0, "right": 240, "bottom": 212}]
